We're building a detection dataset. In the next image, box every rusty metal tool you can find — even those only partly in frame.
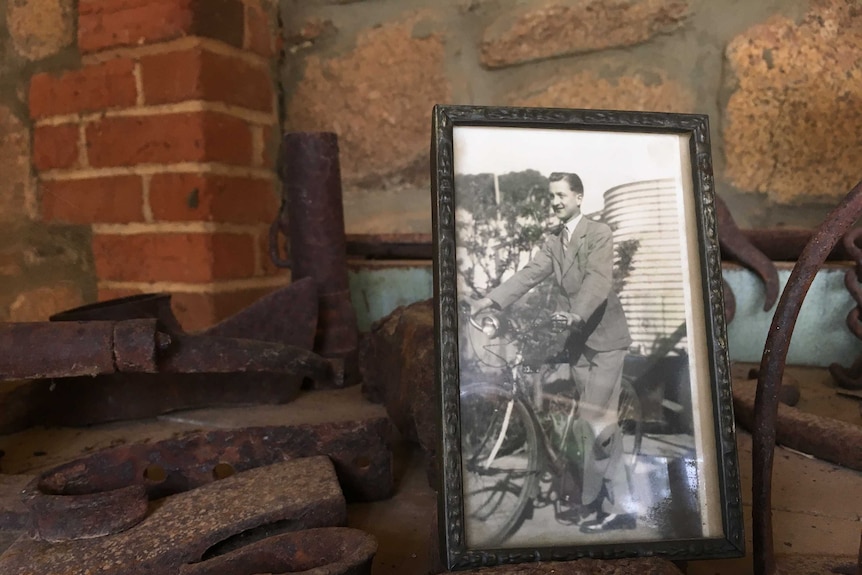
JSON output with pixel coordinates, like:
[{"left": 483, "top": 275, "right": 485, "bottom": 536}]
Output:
[
  {"left": 272, "top": 132, "right": 360, "bottom": 387},
  {"left": 751, "top": 179, "right": 862, "bottom": 575},
  {"left": 178, "top": 527, "right": 377, "bottom": 575},
  {"left": 0, "top": 457, "right": 352, "bottom": 575},
  {"left": 715, "top": 194, "right": 780, "bottom": 316},
  {"left": 0, "top": 319, "right": 166, "bottom": 380},
  {"left": 734, "top": 377, "right": 862, "bottom": 471},
  {"left": 0, "top": 280, "right": 329, "bottom": 430},
  {"left": 0, "top": 320, "right": 337, "bottom": 386},
  {"left": 5, "top": 414, "right": 391, "bottom": 540}
]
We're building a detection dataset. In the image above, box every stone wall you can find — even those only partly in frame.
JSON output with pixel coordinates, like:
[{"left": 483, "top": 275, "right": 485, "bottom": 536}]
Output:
[
  {"left": 1, "top": 0, "right": 859, "bottom": 327},
  {"left": 281, "top": 0, "right": 859, "bottom": 234}
]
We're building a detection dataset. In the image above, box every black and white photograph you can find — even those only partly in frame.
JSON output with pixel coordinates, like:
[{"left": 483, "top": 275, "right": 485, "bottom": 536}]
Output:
[{"left": 432, "top": 106, "right": 743, "bottom": 569}]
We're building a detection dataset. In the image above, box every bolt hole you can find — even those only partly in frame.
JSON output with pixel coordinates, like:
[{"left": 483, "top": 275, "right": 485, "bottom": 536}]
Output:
[
  {"left": 353, "top": 456, "right": 372, "bottom": 470},
  {"left": 144, "top": 464, "right": 166, "bottom": 483},
  {"left": 212, "top": 463, "right": 235, "bottom": 480}
]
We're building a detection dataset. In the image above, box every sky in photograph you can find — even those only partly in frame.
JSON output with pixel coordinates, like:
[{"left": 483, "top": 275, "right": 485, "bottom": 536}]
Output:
[{"left": 453, "top": 126, "right": 687, "bottom": 214}]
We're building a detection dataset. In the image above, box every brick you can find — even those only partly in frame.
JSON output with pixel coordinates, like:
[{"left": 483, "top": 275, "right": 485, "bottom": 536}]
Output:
[
  {"left": 32, "top": 123, "right": 80, "bottom": 170},
  {"left": 169, "top": 284, "right": 280, "bottom": 331},
  {"left": 41, "top": 176, "right": 144, "bottom": 223},
  {"left": 244, "top": 0, "right": 275, "bottom": 57},
  {"left": 29, "top": 59, "right": 137, "bottom": 119},
  {"left": 92, "top": 232, "right": 256, "bottom": 282},
  {"left": 724, "top": 1, "right": 862, "bottom": 202},
  {"left": 140, "top": 48, "right": 274, "bottom": 112},
  {"left": 78, "top": 0, "right": 244, "bottom": 54},
  {"left": 480, "top": 0, "right": 690, "bottom": 68},
  {"left": 287, "top": 11, "right": 450, "bottom": 183},
  {"left": 149, "top": 173, "right": 277, "bottom": 223},
  {"left": 86, "top": 111, "right": 253, "bottom": 167}
]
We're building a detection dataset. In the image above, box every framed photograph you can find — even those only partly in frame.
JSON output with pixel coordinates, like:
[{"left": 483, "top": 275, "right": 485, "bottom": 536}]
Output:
[{"left": 431, "top": 105, "right": 743, "bottom": 570}]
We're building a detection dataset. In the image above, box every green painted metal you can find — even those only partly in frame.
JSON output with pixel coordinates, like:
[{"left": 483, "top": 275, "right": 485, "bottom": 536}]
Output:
[{"left": 348, "top": 263, "right": 861, "bottom": 367}]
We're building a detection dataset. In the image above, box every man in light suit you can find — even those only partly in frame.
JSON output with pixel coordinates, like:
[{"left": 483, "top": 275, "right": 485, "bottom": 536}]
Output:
[{"left": 470, "top": 171, "right": 635, "bottom": 533}]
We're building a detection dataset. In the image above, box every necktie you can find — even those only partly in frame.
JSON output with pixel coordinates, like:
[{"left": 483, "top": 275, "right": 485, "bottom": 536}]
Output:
[{"left": 562, "top": 227, "right": 570, "bottom": 252}]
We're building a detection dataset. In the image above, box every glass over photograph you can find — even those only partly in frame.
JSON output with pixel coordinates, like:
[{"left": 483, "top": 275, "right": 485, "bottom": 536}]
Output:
[{"left": 452, "top": 125, "right": 723, "bottom": 550}]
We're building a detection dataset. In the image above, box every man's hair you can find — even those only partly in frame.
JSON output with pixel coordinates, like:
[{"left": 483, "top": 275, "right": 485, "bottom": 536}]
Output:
[{"left": 548, "top": 172, "right": 584, "bottom": 196}]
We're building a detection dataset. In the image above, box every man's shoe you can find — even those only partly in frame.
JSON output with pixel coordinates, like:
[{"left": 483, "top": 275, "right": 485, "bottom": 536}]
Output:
[{"left": 578, "top": 513, "right": 637, "bottom": 534}]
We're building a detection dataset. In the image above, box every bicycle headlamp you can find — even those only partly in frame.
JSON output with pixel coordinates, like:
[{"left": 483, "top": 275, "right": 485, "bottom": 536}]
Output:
[{"left": 480, "top": 316, "right": 500, "bottom": 338}]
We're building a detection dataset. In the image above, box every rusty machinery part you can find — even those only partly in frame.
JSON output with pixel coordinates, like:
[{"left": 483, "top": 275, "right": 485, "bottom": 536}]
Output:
[
  {"left": 722, "top": 282, "right": 736, "bottom": 324},
  {"left": 24, "top": 482, "right": 148, "bottom": 542},
  {"left": 0, "top": 372, "right": 303, "bottom": 429},
  {"left": 752, "top": 179, "right": 862, "bottom": 575},
  {"left": 178, "top": 527, "right": 377, "bottom": 575},
  {"left": 159, "top": 333, "right": 341, "bottom": 384},
  {"left": 0, "top": 280, "right": 326, "bottom": 429},
  {"left": 0, "top": 458, "right": 349, "bottom": 575},
  {"left": 202, "top": 276, "right": 318, "bottom": 350},
  {"left": 734, "top": 377, "right": 862, "bottom": 471},
  {"left": 829, "top": 228, "right": 862, "bottom": 390},
  {"left": 50, "top": 293, "right": 184, "bottom": 333},
  {"left": 273, "top": 132, "right": 360, "bottom": 388},
  {"left": 50, "top": 278, "right": 320, "bottom": 350},
  {"left": 0, "top": 319, "right": 167, "bottom": 380},
  {"left": 12, "top": 417, "right": 392, "bottom": 540},
  {"left": 0, "top": 321, "right": 338, "bottom": 386},
  {"left": 715, "top": 194, "right": 780, "bottom": 313}
]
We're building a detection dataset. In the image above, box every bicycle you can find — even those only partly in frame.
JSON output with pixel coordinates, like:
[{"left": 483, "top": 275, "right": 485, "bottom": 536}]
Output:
[{"left": 458, "top": 304, "right": 643, "bottom": 548}]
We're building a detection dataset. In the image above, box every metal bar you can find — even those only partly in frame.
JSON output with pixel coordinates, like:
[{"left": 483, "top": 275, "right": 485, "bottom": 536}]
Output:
[
  {"left": 277, "top": 132, "right": 360, "bottom": 387},
  {"left": 753, "top": 179, "right": 862, "bottom": 575},
  {"left": 0, "top": 319, "right": 161, "bottom": 380}
]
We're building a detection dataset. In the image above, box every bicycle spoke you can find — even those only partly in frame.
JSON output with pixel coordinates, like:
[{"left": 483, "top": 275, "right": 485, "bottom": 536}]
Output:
[{"left": 459, "top": 384, "right": 540, "bottom": 548}]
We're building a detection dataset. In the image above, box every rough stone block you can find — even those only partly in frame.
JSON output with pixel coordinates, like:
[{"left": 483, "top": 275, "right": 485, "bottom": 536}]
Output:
[
  {"left": 511, "top": 69, "right": 694, "bottom": 113},
  {"left": 480, "top": 0, "right": 690, "bottom": 69},
  {"left": 723, "top": 0, "right": 862, "bottom": 202},
  {"left": 7, "top": 0, "right": 74, "bottom": 61},
  {"left": 287, "top": 11, "right": 451, "bottom": 184}
]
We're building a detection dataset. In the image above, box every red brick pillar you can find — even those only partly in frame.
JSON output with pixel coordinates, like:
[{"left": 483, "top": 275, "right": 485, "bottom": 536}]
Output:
[{"left": 29, "top": 0, "right": 283, "bottom": 331}]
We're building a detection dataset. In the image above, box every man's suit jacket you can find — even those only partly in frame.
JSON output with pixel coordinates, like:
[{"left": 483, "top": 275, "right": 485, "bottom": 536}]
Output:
[{"left": 487, "top": 217, "right": 632, "bottom": 353}]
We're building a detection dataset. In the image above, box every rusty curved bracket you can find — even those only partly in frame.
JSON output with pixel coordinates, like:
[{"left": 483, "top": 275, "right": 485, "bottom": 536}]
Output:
[
  {"left": 753, "top": 179, "right": 862, "bottom": 575},
  {"left": 716, "top": 195, "right": 780, "bottom": 312}
]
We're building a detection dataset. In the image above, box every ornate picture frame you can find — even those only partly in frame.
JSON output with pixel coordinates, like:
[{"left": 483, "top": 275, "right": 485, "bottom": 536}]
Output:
[{"left": 431, "top": 105, "right": 743, "bottom": 570}]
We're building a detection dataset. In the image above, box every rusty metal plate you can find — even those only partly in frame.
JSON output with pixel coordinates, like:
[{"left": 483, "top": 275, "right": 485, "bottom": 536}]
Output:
[
  {"left": 178, "top": 527, "right": 376, "bottom": 575},
  {"left": 10, "top": 415, "right": 392, "bottom": 541},
  {"left": 0, "top": 457, "right": 347, "bottom": 575}
]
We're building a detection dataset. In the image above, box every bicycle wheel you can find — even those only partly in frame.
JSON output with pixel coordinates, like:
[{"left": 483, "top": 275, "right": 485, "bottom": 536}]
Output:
[
  {"left": 459, "top": 383, "right": 540, "bottom": 548},
  {"left": 618, "top": 378, "right": 643, "bottom": 468}
]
